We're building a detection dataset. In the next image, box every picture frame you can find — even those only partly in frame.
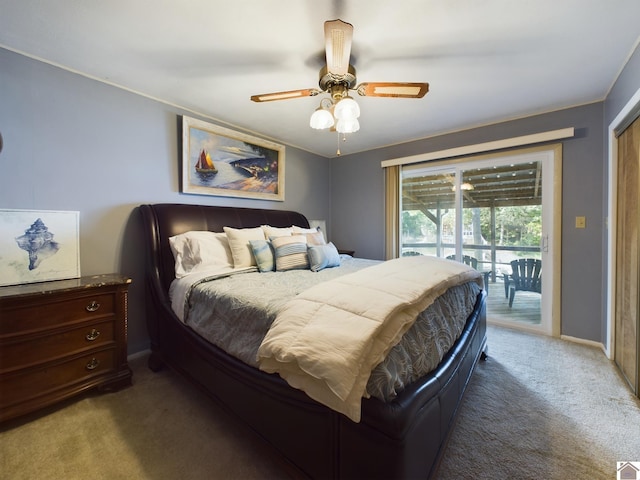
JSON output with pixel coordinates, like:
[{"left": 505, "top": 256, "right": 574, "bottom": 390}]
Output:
[
  {"left": 181, "top": 115, "right": 285, "bottom": 201},
  {"left": 0, "top": 209, "right": 80, "bottom": 286}
]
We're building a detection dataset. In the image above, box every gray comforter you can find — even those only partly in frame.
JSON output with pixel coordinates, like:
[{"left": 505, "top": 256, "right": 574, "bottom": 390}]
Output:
[{"left": 177, "top": 257, "right": 480, "bottom": 401}]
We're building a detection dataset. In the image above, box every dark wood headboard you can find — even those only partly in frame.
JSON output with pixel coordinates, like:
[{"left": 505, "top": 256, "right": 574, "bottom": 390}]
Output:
[{"left": 139, "top": 203, "right": 310, "bottom": 295}]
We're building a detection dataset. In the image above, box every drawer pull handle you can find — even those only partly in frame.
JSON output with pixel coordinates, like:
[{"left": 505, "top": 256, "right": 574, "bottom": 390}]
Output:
[
  {"left": 85, "top": 329, "right": 101, "bottom": 341},
  {"left": 86, "top": 358, "right": 100, "bottom": 371},
  {"left": 86, "top": 301, "right": 100, "bottom": 312}
]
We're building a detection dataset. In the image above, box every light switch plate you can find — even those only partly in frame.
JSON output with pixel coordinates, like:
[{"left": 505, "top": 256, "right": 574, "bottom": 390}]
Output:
[{"left": 575, "top": 216, "right": 586, "bottom": 228}]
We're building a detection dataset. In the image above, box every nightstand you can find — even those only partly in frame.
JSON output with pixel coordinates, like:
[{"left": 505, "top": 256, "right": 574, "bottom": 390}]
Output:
[{"left": 0, "top": 274, "right": 132, "bottom": 423}]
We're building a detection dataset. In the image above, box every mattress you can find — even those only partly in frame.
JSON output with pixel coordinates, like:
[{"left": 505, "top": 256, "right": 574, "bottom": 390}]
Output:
[{"left": 170, "top": 256, "right": 481, "bottom": 401}]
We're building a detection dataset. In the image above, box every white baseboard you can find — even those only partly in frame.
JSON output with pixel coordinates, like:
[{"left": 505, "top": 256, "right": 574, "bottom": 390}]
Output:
[{"left": 560, "top": 334, "right": 606, "bottom": 354}]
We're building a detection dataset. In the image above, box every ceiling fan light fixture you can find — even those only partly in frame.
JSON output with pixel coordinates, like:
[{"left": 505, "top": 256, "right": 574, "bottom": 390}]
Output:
[
  {"left": 250, "top": 19, "right": 429, "bottom": 146},
  {"left": 333, "top": 96, "right": 360, "bottom": 120},
  {"left": 336, "top": 117, "right": 360, "bottom": 134},
  {"left": 310, "top": 106, "right": 335, "bottom": 129}
]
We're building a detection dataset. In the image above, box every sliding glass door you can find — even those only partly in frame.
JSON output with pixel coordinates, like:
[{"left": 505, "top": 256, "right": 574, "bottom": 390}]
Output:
[{"left": 400, "top": 147, "right": 560, "bottom": 335}]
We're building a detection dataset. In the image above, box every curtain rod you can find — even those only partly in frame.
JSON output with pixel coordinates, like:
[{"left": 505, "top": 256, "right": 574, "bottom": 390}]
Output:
[{"left": 380, "top": 127, "right": 575, "bottom": 168}]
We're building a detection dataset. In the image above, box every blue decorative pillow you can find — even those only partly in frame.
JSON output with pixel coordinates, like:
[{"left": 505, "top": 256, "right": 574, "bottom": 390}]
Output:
[
  {"left": 249, "top": 239, "right": 275, "bottom": 272},
  {"left": 308, "top": 242, "right": 341, "bottom": 272},
  {"left": 272, "top": 236, "right": 309, "bottom": 271}
]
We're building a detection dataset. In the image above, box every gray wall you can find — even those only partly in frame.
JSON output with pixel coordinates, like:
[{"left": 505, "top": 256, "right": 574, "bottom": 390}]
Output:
[
  {"left": 331, "top": 104, "right": 606, "bottom": 342},
  {"left": 0, "top": 48, "right": 330, "bottom": 353},
  {"left": 605, "top": 43, "right": 640, "bottom": 125}
]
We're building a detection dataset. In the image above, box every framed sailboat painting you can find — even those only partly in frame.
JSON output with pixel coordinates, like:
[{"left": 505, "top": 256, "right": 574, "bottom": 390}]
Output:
[{"left": 181, "top": 115, "right": 285, "bottom": 201}]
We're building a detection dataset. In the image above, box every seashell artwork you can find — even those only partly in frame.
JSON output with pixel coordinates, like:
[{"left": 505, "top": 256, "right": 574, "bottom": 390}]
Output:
[
  {"left": 15, "top": 218, "right": 60, "bottom": 270},
  {"left": 0, "top": 209, "right": 80, "bottom": 286}
]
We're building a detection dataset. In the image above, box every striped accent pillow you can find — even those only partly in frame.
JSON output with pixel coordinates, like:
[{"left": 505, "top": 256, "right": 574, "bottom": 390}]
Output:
[{"left": 272, "top": 235, "right": 309, "bottom": 271}]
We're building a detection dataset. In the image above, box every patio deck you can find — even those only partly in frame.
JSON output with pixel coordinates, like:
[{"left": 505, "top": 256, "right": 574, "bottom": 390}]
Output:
[{"left": 484, "top": 277, "right": 541, "bottom": 326}]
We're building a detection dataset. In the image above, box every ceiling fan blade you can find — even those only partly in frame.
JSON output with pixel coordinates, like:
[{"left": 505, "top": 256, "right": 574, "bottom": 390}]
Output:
[
  {"left": 250, "top": 88, "right": 320, "bottom": 102},
  {"left": 356, "top": 82, "right": 429, "bottom": 98},
  {"left": 324, "top": 19, "right": 353, "bottom": 76}
]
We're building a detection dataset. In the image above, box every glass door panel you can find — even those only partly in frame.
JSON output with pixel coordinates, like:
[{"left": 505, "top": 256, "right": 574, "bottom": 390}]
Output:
[
  {"left": 460, "top": 162, "right": 543, "bottom": 327},
  {"left": 401, "top": 153, "right": 550, "bottom": 333},
  {"left": 400, "top": 168, "right": 457, "bottom": 258}
]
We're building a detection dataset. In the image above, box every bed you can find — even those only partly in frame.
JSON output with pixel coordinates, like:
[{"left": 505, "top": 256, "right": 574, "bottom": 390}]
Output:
[{"left": 140, "top": 203, "right": 487, "bottom": 479}]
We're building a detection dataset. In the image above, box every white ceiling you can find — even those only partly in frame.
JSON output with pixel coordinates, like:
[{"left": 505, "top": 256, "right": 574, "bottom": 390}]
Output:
[{"left": 2, "top": 0, "right": 639, "bottom": 158}]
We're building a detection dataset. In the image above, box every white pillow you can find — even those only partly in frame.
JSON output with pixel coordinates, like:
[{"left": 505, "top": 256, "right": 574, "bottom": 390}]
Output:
[
  {"left": 223, "top": 226, "right": 266, "bottom": 268},
  {"left": 261, "top": 225, "right": 293, "bottom": 238},
  {"left": 169, "top": 231, "right": 233, "bottom": 278},
  {"left": 292, "top": 225, "right": 319, "bottom": 234}
]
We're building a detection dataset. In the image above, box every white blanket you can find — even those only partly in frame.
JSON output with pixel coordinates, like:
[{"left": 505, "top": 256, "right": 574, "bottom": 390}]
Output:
[{"left": 257, "top": 255, "right": 483, "bottom": 422}]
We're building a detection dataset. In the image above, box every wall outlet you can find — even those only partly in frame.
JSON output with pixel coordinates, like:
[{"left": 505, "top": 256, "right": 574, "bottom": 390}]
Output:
[{"left": 575, "top": 216, "right": 586, "bottom": 228}]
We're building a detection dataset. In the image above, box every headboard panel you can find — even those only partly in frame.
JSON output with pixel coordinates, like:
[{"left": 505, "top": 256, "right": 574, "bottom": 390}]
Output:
[{"left": 140, "top": 203, "right": 310, "bottom": 294}]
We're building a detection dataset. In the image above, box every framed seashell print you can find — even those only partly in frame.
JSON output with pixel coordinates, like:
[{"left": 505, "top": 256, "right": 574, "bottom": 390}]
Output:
[{"left": 0, "top": 209, "right": 80, "bottom": 286}]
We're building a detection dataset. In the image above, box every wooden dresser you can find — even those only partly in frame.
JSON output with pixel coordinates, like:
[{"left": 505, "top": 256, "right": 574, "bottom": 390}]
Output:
[{"left": 0, "top": 274, "right": 132, "bottom": 423}]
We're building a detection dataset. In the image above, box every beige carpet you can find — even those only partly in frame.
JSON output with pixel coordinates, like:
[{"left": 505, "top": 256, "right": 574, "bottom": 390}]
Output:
[
  {"left": 434, "top": 326, "right": 640, "bottom": 479},
  {"left": 1, "top": 325, "right": 639, "bottom": 480}
]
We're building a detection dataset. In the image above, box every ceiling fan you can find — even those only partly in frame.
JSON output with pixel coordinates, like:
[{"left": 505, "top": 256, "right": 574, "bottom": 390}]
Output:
[{"left": 250, "top": 19, "right": 429, "bottom": 134}]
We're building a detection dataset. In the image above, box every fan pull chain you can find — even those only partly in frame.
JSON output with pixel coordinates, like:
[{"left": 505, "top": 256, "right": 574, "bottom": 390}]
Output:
[{"left": 336, "top": 133, "right": 349, "bottom": 156}]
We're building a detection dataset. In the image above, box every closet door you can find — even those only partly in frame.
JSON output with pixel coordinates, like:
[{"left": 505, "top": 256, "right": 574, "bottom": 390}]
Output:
[{"left": 615, "top": 115, "right": 640, "bottom": 396}]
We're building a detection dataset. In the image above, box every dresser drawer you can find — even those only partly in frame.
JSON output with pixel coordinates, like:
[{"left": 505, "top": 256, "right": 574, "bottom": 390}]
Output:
[
  {"left": 0, "top": 348, "right": 116, "bottom": 408},
  {"left": 0, "top": 292, "right": 116, "bottom": 335},
  {"left": 0, "top": 320, "right": 115, "bottom": 372},
  {"left": 0, "top": 274, "right": 131, "bottom": 422}
]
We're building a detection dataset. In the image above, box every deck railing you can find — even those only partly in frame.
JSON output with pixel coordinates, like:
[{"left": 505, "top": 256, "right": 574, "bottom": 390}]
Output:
[{"left": 401, "top": 242, "right": 541, "bottom": 281}]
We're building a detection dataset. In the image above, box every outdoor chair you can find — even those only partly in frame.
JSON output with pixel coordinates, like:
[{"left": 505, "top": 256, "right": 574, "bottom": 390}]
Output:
[
  {"left": 446, "top": 254, "right": 492, "bottom": 292},
  {"left": 504, "top": 258, "right": 542, "bottom": 307}
]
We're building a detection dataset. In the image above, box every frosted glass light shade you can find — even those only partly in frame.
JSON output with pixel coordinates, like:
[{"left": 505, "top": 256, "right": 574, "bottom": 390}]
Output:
[
  {"left": 309, "top": 108, "right": 335, "bottom": 129},
  {"left": 333, "top": 97, "right": 360, "bottom": 120},
  {"left": 336, "top": 118, "right": 360, "bottom": 133}
]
